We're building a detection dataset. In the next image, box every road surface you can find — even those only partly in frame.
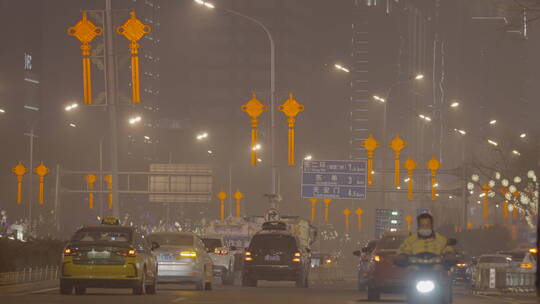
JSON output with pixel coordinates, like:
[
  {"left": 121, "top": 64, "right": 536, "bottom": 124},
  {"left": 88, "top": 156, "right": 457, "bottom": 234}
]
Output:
[{"left": 1, "top": 279, "right": 537, "bottom": 304}]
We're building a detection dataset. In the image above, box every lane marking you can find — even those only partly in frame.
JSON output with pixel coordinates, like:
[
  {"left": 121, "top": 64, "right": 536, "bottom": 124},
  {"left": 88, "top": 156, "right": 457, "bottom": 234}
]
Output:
[
  {"left": 171, "top": 297, "right": 186, "bottom": 302},
  {"left": 28, "top": 287, "right": 59, "bottom": 294}
]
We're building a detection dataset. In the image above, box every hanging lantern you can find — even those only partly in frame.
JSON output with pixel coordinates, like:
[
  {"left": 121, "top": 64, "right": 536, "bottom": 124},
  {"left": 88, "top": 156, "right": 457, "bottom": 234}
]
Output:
[
  {"left": 502, "top": 179, "right": 509, "bottom": 187},
  {"left": 514, "top": 176, "right": 522, "bottom": 184}
]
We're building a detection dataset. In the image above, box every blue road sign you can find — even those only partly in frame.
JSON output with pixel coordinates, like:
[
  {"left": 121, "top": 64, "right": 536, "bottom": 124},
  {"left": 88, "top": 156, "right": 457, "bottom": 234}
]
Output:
[{"left": 301, "top": 160, "right": 367, "bottom": 200}]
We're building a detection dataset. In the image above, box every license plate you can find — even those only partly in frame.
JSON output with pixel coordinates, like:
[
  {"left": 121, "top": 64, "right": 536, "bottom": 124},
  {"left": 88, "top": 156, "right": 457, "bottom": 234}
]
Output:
[
  {"left": 265, "top": 255, "right": 281, "bottom": 262},
  {"left": 87, "top": 250, "right": 110, "bottom": 259},
  {"left": 158, "top": 254, "right": 176, "bottom": 261}
]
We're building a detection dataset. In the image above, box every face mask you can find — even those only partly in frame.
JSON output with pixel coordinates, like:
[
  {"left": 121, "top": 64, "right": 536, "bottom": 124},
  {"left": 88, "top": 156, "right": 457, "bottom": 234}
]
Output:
[{"left": 418, "top": 229, "right": 433, "bottom": 238}]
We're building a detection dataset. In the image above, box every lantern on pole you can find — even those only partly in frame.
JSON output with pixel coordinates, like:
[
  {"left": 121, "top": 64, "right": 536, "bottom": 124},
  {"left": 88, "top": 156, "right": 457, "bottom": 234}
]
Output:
[
  {"left": 404, "top": 157, "right": 417, "bottom": 200},
  {"left": 233, "top": 190, "right": 244, "bottom": 218},
  {"left": 116, "top": 11, "right": 151, "bottom": 103},
  {"left": 323, "top": 198, "right": 332, "bottom": 222},
  {"left": 309, "top": 198, "right": 318, "bottom": 222},
  {"left": 34, "top": 162, "right": 49, "bottom": 205},
  {"left": 362, "top": 134, "right": 378, "bottom": 186},
  {"left": 217, "top": 191, "right": 227, "bottom": 221},
  {"left": 426, "top": 157, "right": 441, "bottom": 200},
  {"left": 104, "top": 174, "right": 113, "bottom": 209},
  {"left": 67, "top": 12, "right": 103, "bottom": 105},
  {"left": 390, "top": 134, "right": 406, "bottom": 187},
  {"left": 12, "top": 162, "right": 27, "bottom": 204},
  {"left": 85, "top": 174, "right": 97, "bottom": 209},
  {"left": 241, "top": 93, "right": 268, "bottom": 166},
  {"left": 355, "top": 208, "right": 363, "bottom": 232},
  {"left": 278, "top": 94, "right": 304, "bottom": 166},
  {"left": 405, "top": 216, "right": 412, "bottom": 232},
  {"left": 343, "top": 209, "right": 351, "bottom": 232}
]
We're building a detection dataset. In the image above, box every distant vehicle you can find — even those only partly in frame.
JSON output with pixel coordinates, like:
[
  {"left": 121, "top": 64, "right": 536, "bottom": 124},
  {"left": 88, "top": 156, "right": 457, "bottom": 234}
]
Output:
[
  {"left": 353, "top": 239, "right": 378, "bottom": 291},
  {"left": 477, "top": 254, "right": 512, "bottom": 269},
  {"left": 242, "top": 221, "right": 311, "bottom": 288},
  {"left": 147, "top": 232, "right": 213, "bottom": 291},
  {"left": 497, "top": 250, "right": 537, "bottom": 272},
  {"left": 363, "top": 232, "right": 409, "bottom": 301},
  {"left": 201, "top": 235, "right": 238, "bottom": 285},
  {"left": 60, "top": 218, "right": 158, "bottom": 295},
  {"left": 310, "top": 253, "right": 336, "bottom": 268}
]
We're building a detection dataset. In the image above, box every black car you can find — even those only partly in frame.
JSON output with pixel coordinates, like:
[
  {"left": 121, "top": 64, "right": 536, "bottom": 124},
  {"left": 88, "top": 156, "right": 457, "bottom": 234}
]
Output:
[{"left": 242, "top": 221, "right": 310, "bottom": 288}]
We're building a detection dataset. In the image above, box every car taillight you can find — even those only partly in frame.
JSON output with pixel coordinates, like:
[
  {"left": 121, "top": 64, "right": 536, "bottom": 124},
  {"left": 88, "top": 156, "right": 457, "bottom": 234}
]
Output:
[
  {"left": 245, "top": 251, "right": 252, "bottom": 261},
  {"left": 116, "top": 249, "right": 137, "bottom": 257},
  {"left": 63, "top": 248, "right": 77, "bottom": 256},
  {"left": 325, "top": 259, "right": 333, "bottom": 264},
  {"left": 520, "top": 263, "right": 533, "bottom": 269},
  {"left": 292, "top": 258, "right": 301, "bottom": 262},
  {"left": 214, "top": 249, "right": 229, "bottom": 255},
  {"left": 374, "top": 255, "right": 382, "bottom": 262},
  {"left": 294, "top": 252, "right": 301, "bottom": 257}
]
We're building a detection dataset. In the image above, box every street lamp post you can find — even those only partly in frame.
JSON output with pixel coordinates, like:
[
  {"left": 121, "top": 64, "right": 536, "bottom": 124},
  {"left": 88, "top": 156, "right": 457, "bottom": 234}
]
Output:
[{"left": 196, "top": 1, "right": 278, "bottom": 208}]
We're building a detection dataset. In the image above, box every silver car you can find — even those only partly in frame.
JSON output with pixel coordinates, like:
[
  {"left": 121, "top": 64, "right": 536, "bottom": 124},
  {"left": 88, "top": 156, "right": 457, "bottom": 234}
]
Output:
[{"left": 147, "top": 232, "right": 213, "bottom": 290}]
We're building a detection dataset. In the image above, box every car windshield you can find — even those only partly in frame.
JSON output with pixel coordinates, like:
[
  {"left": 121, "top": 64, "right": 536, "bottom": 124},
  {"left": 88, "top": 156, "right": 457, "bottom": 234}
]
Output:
[
  {"left": 377, "top": 235, "right": 406, "bottom": 250},
  {"left": 479, "top": 256, "right": 509, "bottom": 264},
  {"left": 146, "top": 234, "right": 194, "bottom": 246},
  {"left": 71, "top": 227, "right": 132, "bottom": 243},
  {"left": 202, "top": 238, "right": 222, "bottom": 251},
  {"left": 249, "top": 234, "right": 297, "bottom": 251}
]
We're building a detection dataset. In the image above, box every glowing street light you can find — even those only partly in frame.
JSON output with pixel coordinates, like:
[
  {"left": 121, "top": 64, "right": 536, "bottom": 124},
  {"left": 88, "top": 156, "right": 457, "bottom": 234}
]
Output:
[
  {"left": 207, "top": 150, "right": 213, "bottom": 154},
  {"left": 512, "top": 150, "right": 521, "bottom": 156},
  {"left": 454, "top": 128, "right": 466, "bottom": 135},
  {"left": 129, "top": 116, "right": 142, "bottom": 124},
  {"left": 194, "top": 0, "right": 215, "bottom": 9},
  {"left": 64, "top": 103, "right": 79, "bottom": 112},
  {"left": 0, "top": 108, "right": 6, "bottom": 114},
  {"left": 334, "top": 64, "right": 350, "bottom": 73},
  {"left": 450, "top": 101, "right": 460, "bottom": 108},
  {"left": 196, "top": 132, "right": 209, "bottom": 140},
  {"left": 69, "top": 123, "right": 77, "bottom": 128},
  {"left": 520, "top": 133, "right": 527, "bottom": 138},
  {"left": 304, "top": 155, "right": 313, "bottom": 161},
  {"left": 419, "top": 114, "right": 431, "bottom": 122},
  {"left": 487, "top": 139, "right": 498, "bottom": 146},
  {"left": 489, "top": 119, "right": 497, "bottom": 125},
  {"left": 252, "top": 144, "right": 262, "bottom": 151},
  {"left": 414, "top": 74, "right": 424, "bottom": 80},
  {"left": 372, "top": 95, "right": 386, "bottom": 103},
  {"left": 257, "top": 158, "right": 262, "bottom": 163},
  {"left": 144, "top": 136, "right": 150, "bottom": 140}
]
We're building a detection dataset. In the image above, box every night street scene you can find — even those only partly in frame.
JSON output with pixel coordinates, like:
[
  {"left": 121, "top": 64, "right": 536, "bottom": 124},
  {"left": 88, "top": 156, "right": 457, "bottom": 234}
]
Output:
[{"left": 0, "top": 0, "right": 539, "bottom": 303}]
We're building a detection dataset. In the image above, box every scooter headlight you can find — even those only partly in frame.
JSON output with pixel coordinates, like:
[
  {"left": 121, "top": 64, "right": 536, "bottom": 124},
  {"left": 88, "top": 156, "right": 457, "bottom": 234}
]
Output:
[{"left": 416, "top": 280, "right": 435, "bottom": 293}]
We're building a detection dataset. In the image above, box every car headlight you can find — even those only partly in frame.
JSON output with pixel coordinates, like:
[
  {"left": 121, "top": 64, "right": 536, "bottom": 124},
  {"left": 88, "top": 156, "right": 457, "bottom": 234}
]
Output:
[{"left": 416, "top": 280, "right": 435, "bottom": 293}]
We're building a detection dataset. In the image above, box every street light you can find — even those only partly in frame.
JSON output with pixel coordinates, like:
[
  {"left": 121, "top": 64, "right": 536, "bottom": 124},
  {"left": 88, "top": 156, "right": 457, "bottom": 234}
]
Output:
[
  {"left": 195, "top": 0, "right": 278, "bottom": 206},
  {"left": 0, "top": 108, "right": 5, "bottom": 114},
  {"left": 487, "top": 139, "right": 498, "bottom": 146},
  {"left": 69, "top": 123, "right": 77, "bottom": 128},
  {"left": 489, "top": 119, "right": 497, "bottom": 125},
  {"left": 520, "top": 133, "right": 527, "bottom": 138},
  {"left": 334, "top": 64, "right": 350, "bottom": 73},
  {"left": 252, "top": 144, "right": 262, "bottom": 151},
  {"left": 196, "top": 132, "right": 209, "bottom": 141},
  {"left": 512, "top": 150, "right": 521, "bottom": 156},
  {"left": 450, "top": 101, "right": 460, "bottom": 108},
  {"left": 207, "top": 150, "right": 213, "bottom": 154},
  {"left": 372, "top": 95, "right": 386, "bottom": 103},
  {"left": 64, "top": 103, "right": 79, "bottom": 112},
  {"left": 129, "top": 116, "right": 142, "bottom": 124},
  {"left": 415, "top": 74, "right": 424, "bottom": 80},
  {"left": 419, "top": 114, "right": 431, "bottom": 122},
  {"left": 304, "top": 155, "right": 313, "bottom": 161},
  {"left": 454, "top": 128, "right": 466, "bottom": 135}
]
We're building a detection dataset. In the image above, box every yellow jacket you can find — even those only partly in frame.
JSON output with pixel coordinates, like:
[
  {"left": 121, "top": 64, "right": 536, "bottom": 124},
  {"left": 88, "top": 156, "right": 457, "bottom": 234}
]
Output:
[{"left": 397, "top": 232, "right": 454, "bottom": 256}]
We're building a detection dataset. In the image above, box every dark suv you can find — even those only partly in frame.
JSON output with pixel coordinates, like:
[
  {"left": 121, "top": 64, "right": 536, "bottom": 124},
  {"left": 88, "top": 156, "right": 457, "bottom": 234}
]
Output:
[{"left": 242, "top": 222, "right": 310, "bottom": 288}]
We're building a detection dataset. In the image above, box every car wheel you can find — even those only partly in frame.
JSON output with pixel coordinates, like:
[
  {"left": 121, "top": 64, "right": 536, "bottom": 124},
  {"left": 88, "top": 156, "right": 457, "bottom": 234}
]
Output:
[
  {"left": 367, "top": 285, "right": 380, "bottom": 301},
  {"left": 74, "top": 286, "right": 86, "bottom": 295},
  {"left": 133, "top": 269, "right": 146, "bottom": 295},
  {"left": 59, "top": 279, "right": 72, "bottom": 295},
  {"left": 205, "top": 281, "right": 212, "bottom": 291},
  {"left": 145, "top": 274, "right": 157, "bottom": 294}
]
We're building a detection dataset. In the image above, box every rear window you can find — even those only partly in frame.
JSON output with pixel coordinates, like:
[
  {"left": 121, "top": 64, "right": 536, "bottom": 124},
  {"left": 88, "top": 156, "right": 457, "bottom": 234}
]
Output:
[
  {"left": 147, "top": 234, "right": 193, "bottom": 246},
  {"left": 202, "top": 238, "right": 222, "bottom": 251},
  {"left": 250, "top": 234, "right": 297, "bottom": 251},
  {"left": 377, "top": 235, "right": 406, "bottom": 250},
  {"left": 479, "top": 256, "right": 510, "bottom": 264},
  {"left": 71, "top": 227, "right": 132, "bottom": 243}
]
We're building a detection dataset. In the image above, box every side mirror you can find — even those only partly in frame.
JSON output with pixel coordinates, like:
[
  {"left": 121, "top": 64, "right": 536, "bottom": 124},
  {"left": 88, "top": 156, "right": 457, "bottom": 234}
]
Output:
[
  {"left": 151, "top": 242, "right": 160, "bottom": 250},
  {"left": 230, "top": 246, "right": 238, "bottom": 251},
  {"left": 353, "top": 250, "right": 361, "bottom": 257},
  {"left": 447, "top": 238, "right": 458, "bottom": 246}
]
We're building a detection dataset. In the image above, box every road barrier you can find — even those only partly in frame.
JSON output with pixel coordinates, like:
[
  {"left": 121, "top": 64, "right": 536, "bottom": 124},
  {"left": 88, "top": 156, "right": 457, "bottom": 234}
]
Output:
[
  {"left": 309, "top": 264, "right": 344, "bottom": 285},
  {"left": 0, "top": 265, "right": 59, "bottom": 286},
  {"left": 472, "top": 267, "right": 536, "bottom": 294}
]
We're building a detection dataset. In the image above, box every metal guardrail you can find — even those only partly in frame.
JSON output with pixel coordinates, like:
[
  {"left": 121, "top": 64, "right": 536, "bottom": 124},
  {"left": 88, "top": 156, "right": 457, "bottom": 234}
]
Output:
[
  {"left": 0, "top": 266, "right": 59, "bottom": 286},
  {"left": 472, "top": 267, "right": 536, "bottom": 294}
]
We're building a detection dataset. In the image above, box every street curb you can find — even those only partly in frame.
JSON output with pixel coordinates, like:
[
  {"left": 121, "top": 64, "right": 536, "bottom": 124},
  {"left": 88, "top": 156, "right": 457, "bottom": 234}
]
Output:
[{"left": 0, "top": 280, "right": 58, "bottom": 295}]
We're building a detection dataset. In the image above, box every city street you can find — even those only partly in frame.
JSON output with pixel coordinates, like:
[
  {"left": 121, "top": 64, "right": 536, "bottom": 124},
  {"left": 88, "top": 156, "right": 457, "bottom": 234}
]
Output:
[{"left": 1, "top": 280, "right": 537, "bottom": 304}]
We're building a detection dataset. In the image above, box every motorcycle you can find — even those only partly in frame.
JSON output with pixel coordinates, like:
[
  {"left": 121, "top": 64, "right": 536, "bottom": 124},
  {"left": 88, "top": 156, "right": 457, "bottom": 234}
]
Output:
[{"left": 395, "top": 252, "right": 456, "bottom": 304}]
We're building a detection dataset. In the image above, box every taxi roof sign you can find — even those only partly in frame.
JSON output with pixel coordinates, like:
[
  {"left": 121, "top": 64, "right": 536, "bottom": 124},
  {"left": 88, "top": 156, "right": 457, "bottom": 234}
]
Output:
[{"left": 101, "top": 216, "right": 120, "bottom": 225}]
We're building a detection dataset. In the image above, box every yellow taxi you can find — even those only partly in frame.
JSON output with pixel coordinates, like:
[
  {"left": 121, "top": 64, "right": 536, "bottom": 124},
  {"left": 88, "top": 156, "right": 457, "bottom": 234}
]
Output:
[{"left": 60, "top": 217, "right": 159, "bottom": 295}]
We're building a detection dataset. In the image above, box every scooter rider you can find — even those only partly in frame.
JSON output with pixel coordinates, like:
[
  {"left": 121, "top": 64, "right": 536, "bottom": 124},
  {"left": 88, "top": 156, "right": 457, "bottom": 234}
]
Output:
[{"left": 397, "top": 213, "right": 455, "bottom": 257}]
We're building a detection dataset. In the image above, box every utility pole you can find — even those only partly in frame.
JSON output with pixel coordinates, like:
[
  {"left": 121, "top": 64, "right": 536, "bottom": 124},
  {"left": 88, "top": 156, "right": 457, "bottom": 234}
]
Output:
[
  {"left": 105, "top": 0, "right": 120, "bottom": 217},
  {"left": 24, "top": 128, "right": 37, "bottom": 225}
]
